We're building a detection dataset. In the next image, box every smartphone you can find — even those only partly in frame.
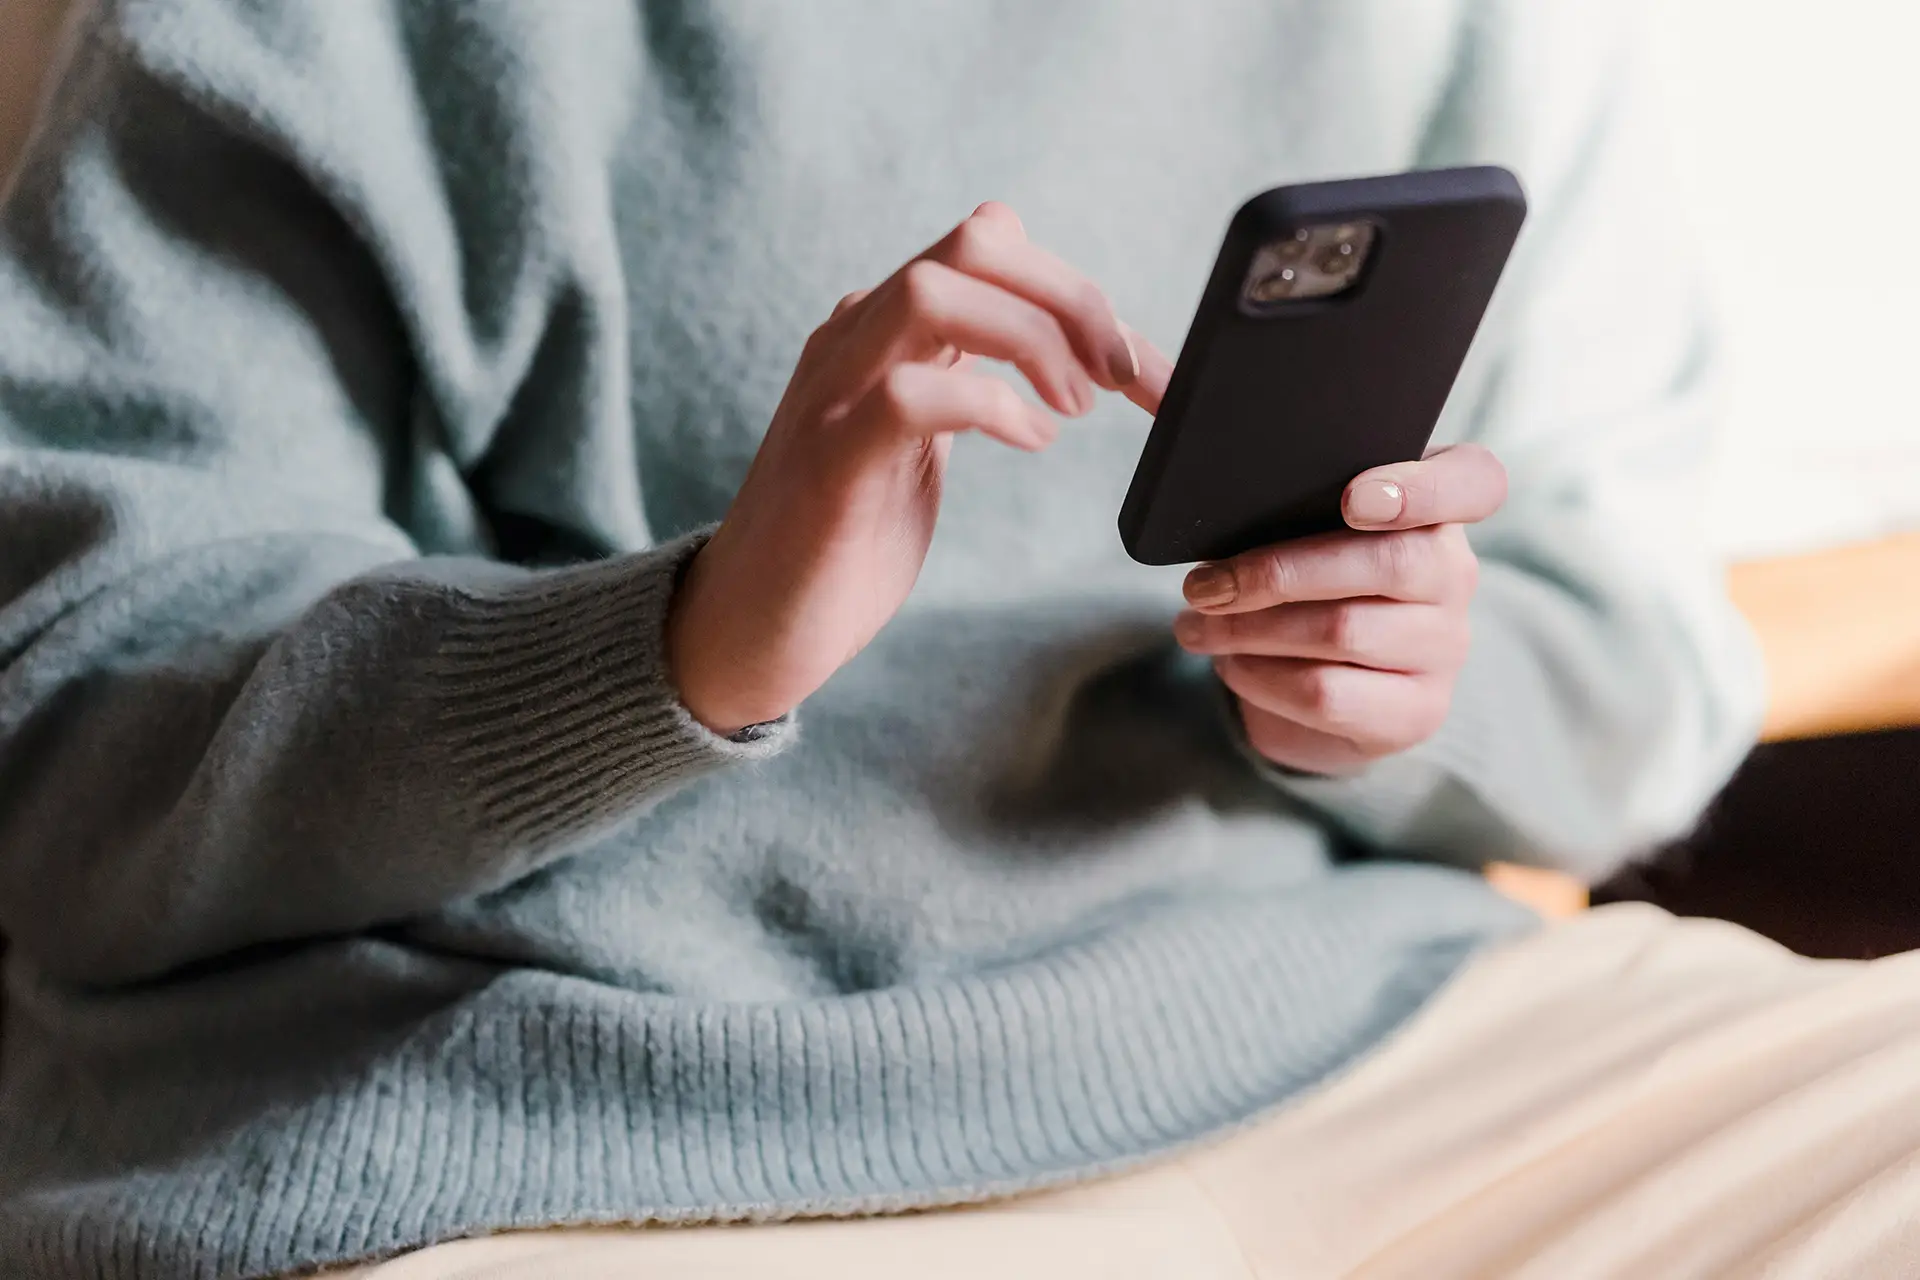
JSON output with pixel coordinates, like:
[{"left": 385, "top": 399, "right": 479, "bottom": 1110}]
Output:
[{"left": 1118, "top": 166, "right": 1527, "bottom": 566}]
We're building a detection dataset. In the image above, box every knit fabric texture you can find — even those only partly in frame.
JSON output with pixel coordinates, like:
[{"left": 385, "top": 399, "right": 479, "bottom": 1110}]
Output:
[{"left": 0, "top": 1, "right": 1761, "bottom": 1276}]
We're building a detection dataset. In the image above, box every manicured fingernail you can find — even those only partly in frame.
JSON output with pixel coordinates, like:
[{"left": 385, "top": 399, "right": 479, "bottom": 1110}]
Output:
[
  {"left": 1107, "top": 326, "right": 1140, "bottom": 386},
  {"left": 1184, "top": 564, "right": 1236, "bottom": 608},
  {"left": 1173, "top": 612, "right": 1205, "bottom": 649},
  {"left": 1345, "top": 479, "right": 1405, "bottom": 527}
]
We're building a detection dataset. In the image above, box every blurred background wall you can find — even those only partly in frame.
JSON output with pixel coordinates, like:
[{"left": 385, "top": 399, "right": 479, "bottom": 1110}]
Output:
[{"left": 1650, "top": 1, "right": 1920, "bottom": 560}]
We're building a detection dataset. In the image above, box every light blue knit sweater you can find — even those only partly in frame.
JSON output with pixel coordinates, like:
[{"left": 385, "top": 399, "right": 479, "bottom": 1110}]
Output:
[{"left": 0, "top": 2, "right": 1760, "bottom": 1277}]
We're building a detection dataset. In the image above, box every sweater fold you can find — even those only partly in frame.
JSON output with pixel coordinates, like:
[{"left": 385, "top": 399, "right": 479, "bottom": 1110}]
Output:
[{"left": 0, "top": 2, "right": 1759, "bottom": 1277}]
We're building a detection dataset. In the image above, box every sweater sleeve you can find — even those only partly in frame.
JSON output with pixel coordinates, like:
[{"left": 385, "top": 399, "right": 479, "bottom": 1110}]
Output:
[
  {"left": 1263, "top": 0, "right": 1765, "bottom": 882},
  {"left": 0, "top": 1, "right": 788, "bottom": 987}
]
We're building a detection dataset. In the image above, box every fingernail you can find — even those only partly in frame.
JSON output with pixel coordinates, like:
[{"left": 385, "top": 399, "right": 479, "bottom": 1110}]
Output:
[
  {"left": 1107, "top": 326, "right": 1140, "bottom": 386},
  {"left": 1184, "top": 564, "right": 1236, "bottom": 608},
  {"left": 1345, "top": 479, "right": 1405, "bottom": 527}
]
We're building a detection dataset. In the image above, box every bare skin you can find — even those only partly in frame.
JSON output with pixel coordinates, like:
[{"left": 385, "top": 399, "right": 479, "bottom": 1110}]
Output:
[
  {"left": 1175, "top": 442, "right": 1507, "bottom": 775},
  {"left": 668, "top": 202, "right": 1506, "bottom": 777}
]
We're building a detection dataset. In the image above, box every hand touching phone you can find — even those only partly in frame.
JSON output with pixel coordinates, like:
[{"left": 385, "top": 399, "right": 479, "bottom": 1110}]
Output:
[
  {"left": 1173, "top": 443, "right": 1507, "bottom": 775},
  {"left": 668, "top": 203, "right": 1173, "bottom": 735},
  {"left": 669, "top": 191, "right": 1505, "bottom": 779}
]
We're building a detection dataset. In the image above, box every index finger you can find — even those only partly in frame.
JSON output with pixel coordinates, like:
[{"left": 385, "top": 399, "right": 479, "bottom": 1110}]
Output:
[
  {"left": 1343, "top": 443, "right": 1508, "bottom": 531},
  {"left": 1182, "top": 525, "right": 1466, "bottom": 613},
  {"left": 1119, "top": 322, "right": 1174, "bottom": 417},
  {"left": 926, "top": 204, "right": 1170, "bottom": 413}
]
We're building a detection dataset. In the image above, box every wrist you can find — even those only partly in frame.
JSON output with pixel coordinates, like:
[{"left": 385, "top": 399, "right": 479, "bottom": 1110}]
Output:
[
  {"left": 666, "top": 540, "right": 800, "bottom": 737},
  {"left": 666, "top": 549, "right": 744, "bottom": 737}
]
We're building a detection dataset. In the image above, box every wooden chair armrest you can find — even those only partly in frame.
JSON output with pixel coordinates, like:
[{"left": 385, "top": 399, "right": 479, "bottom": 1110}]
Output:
[{"left": 1731, "top": 532, "right": 1920, "bottom": 741}]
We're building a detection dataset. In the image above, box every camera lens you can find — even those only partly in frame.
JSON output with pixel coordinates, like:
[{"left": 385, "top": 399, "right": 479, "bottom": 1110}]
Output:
[
  {"left": 1248, "top": 266, "right": 1298, "bottom": 302},
  {"left": 1242, "top": 221, "right": 1374, "bottom": 307}
]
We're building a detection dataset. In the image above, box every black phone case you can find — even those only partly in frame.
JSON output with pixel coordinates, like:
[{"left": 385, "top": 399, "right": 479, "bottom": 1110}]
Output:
[{"left": 1119, "top": 166, "right": 1527, "bottom": 565}]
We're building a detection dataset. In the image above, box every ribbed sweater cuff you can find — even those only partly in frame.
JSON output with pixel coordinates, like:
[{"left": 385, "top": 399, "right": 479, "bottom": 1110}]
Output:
[{"left": 422, "top": 530, "right": 792, "bottom": 850}]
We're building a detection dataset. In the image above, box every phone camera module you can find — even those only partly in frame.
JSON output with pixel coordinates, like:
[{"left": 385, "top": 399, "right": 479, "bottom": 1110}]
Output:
[{"left": 1243, "top": 221, "right": 1376, "bottom": 308}]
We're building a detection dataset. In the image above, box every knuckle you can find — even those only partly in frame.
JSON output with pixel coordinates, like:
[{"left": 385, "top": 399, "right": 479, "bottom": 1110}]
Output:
[
  {"left": 1238, "top": 550, "right": 1289, "bottom": 604},
  {"left": 897, "top": 260, "right": 945, "bottom": 314},
  {"left": 1401, "top": 471, "right": 1439, "bottom": 512},
  {"left": 831, "top": 289, "right": 868, "bottom": 318},
  {"left": 1021, "top": 304, "right": 1072, "bottom": 355},
  {"left": 1184, "top": 613, "right": 1221, "bottom": 651},
  {"left": 1374, "top": 531, "right": 1418, "bottom": 587},
  {"left": 799, "top": 322, "right": 832, "bottom": 361},
  {"left": 1298, "top": 664, "right": 1347, "bottom": 726},
  {"left": 1400, "top": 528, "right": 1451, "bottom": 594},
  {"left": 876, "top": 365, "right": 918, "bottom": 416},
  {"left": 985, "top": 378, "right": 1026, "bottom": 429},
  {"left": 949, "top": 214, "right": 1006, "bottom": 266},
  {"left": 1271, "top": 552, "right": 1305, "bottom": 602},
  {"left": 1217, "top": 609, "right": 1251, "bottom": 648},
  {"left": 1321, "top": 603, "right": 1362, "bottom": 655},
  {"left": 982, "top": 201, "right": 1026, "bottom": 234}
]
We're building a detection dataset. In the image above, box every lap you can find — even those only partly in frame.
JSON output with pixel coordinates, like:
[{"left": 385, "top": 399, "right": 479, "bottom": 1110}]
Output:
[{"left": 331, "top": 904, "right": 1920, "bottom": 1279}]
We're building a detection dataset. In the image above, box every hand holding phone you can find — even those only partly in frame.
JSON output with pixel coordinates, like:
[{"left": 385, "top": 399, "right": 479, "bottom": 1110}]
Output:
[
  {"left": 1125, "top": 167, "right": 1527, "bottom": 773},
  {"left": 1173, "top": 442, "right": 1507, "bottom": 776}
]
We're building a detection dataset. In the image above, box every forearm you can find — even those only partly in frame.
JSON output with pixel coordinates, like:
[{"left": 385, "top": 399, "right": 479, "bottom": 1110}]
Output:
[
  {"left": 0, "top": 481, "right": 786, "bottom": 986},
  {"left": 0, "top": 4, "right": 806, "bottom": 986}
]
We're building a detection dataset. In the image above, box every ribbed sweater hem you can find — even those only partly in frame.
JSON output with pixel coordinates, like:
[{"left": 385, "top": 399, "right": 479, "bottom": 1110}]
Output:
[{"left": 0, "top": 866, "right": 1534, "bottom": 1280}]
